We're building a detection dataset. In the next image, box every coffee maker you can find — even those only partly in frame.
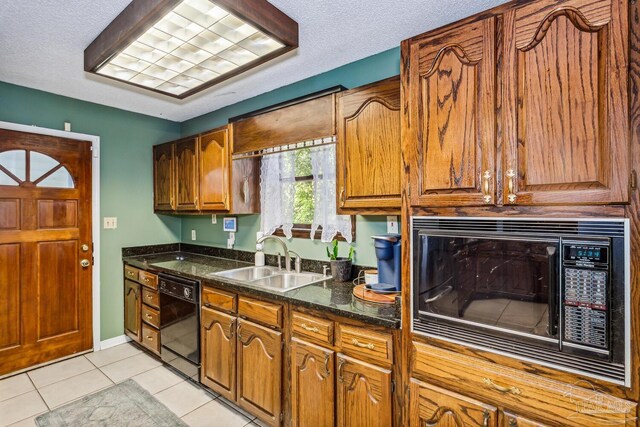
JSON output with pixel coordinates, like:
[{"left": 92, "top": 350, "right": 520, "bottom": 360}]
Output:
[{"left": 371, "top": 234, "right": 402, "bottom": 291}]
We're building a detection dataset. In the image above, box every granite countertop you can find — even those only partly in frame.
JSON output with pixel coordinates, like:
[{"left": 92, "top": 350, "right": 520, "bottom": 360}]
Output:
[{"left": 123, "top": 251, "right": 400, "bottom": 329}]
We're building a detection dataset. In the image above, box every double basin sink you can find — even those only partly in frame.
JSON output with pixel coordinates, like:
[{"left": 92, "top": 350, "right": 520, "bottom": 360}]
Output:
[{"left": 209, "top": 266, "right": 329, "bottom": 292}]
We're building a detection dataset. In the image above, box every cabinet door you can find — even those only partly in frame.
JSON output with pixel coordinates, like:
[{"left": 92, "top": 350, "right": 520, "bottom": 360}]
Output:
[
  {"left": 201, "top": 307, "right": 236, "bottom": 401},
  {"left": 404, "top": 16, "right": 497, "bottom": 207},
  {"left": 410, "top": 379, "right": 497, "bottom": 427},
  {"left": 199, "top": 128, "right": 230, "bottom": 211},
  {"left": 175, "top": 137, "right": 199, "bottom": 211},
  {"left": 291, "top": 338, "right": 335, "bottom": 427},
  {"left": 502, "top": 0, "right": 629, "bottom": 205},
  {"left": 336, "top": 354, "right": 392, "bottom": 427},
  {"left": 153, "top": 143, "right": 175, "bottom": 211},
  {"left": 124, "top": 280, "right": 141, "bottom": 342},
  {"left": 503, "top": 412, "right": 549, "bottom": 427},
  {"left": 336, "top": 76, "right": 401, "bottom": 212},
  {"left": 237, "top": 319, "right": 282, "bottom": 426}
]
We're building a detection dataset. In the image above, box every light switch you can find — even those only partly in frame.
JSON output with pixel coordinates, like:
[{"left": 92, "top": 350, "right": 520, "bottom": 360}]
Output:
[
  {"left": 191, "top": 229, "right": 196, "bottom": 240},
  {"left": 103, "top": 217, "right": 117, "bottom": 229},
  {"left": 211, "top": 214, "right": 217, "bottom": 224},
  {"left": 387, "top": 215, "right": 398, "bottom": 234}
]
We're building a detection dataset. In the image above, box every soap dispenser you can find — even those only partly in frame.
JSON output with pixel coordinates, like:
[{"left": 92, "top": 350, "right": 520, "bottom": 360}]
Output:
[{"left": 255, "top": 232, "right": 265, "bottom": 267}]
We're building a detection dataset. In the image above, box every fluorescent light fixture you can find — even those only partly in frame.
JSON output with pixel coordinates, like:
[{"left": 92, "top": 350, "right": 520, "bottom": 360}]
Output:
[{"left": 84, "top": 0, "right": 298, "bottom": 98}]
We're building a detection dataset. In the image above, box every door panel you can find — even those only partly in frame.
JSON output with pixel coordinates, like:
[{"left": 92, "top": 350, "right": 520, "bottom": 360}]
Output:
[
  {"left": 291, "top": 338, "right": 335, "bottom": 427},
  {"left": 503, "top": 0, "right": 629, "bottom": 204},
  {"left": 124, "top": 280, "right": 141, "bottom": 342},
  {"left": 410, "top": 379, "right": 497, "bottom": 427},
  {"left": 0, "top": 243, "right": 20, "bottom": 351},
  {"left": 37, "top": 241, "right": 79, "bottom": 340},
  {"left": 336, "top": 354, "right": 392, "bottom": 427},
  {"left": 0, "top": 129, "right": 92, "bottom": 376},
  {"left": 199, "top": 129, "right": 230, "bottom": 211},
  {"left": 153, "top": 143, "right": 174, "bottom": 211},
  {"left": 175, "top": 138, "right": 199, "bottom": 211},
  {"left": 406, "top": 17, "right": 497, "bottom": 207},
  {"left": 201, "top": 307, "right": 236, "bottom": 400}
]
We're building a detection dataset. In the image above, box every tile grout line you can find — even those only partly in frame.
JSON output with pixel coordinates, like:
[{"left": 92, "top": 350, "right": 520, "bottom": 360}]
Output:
[{"left": 177, "top": 393, "right": 220, "bottom": 421}]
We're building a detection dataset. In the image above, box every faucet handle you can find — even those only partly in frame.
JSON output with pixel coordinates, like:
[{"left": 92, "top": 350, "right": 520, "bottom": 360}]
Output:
[
  {"left": 277, "top": 254, "right": 282, "bottom": 270},
  {"left": 323, "top": 265, "right": 330, "bottom": 277}
]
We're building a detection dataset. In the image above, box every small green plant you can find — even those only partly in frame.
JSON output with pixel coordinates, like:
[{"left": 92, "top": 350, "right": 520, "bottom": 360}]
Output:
[{"left": 326, "top": 240, "right": 355, "bottom": 261}]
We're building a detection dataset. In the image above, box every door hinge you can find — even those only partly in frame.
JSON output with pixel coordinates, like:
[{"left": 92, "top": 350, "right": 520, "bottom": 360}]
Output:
[
  {"left": 391, "top": 380, "right": 396, "bottom": 393},
  {"left": 631, "top": 170, "right": 637, "bottom": 191}
]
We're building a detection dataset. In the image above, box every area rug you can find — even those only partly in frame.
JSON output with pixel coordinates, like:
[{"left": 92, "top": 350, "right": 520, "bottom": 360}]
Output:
[{"left": 35, "top": 379, "right": 187, "bottom": 427}]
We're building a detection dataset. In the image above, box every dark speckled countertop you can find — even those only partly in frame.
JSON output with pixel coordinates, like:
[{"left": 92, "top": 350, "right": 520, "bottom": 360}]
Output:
[{"left": 123, "top": 251, "right": 401, "bottom": 329}]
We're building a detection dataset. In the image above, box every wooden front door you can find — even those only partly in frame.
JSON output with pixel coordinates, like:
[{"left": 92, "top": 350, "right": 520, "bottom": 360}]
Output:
[{"left": 0, "top": 129, "right": 93, "bottom": 376}]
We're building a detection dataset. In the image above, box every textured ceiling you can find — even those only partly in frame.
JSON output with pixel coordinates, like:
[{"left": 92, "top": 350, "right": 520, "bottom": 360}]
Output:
[{"left": 0, "top": 0, "right": 508, "bottom": 122}]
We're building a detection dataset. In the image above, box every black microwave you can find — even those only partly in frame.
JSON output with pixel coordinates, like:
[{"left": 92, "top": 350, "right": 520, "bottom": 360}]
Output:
[{"left": 411, "top": 217, "right": 630, "bottom": 386}]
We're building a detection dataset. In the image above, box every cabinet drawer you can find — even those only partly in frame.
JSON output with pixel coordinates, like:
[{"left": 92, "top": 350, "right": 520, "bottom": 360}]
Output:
[
  {"left": 139, "top": 271, "right": 158, "bottom": 290},
  {"left": 292, "top": 311, "right": 334, "bottom": 346},
  {"left": 141, "top": 304, "right": 160, "bottom": 329},
  {"left": 124, "top": 265, "right": 140, "bottom": 282},
  {"left": 336, "top": 325, "right": 393, "bottom": 365},
  {"left": 238, "top": 297, "right": 282, "bottom": 328},
  {"left": 203, "top": 287, "right": 236, "bottom": 313},
  {"left": 141, "top": 288, "right": 159, "bottom": 309},
  {"left": 412, "top": 342, "right": 636, "bottom": 427},
  {"left": 141, "top": 324, "right": 160, "bottom": 354}
]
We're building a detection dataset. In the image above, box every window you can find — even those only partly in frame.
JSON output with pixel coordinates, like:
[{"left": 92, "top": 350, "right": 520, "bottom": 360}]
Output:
[
  {"left": 0, "top": 150, "right": 74, "bottom": 188},
  {"left": 261, "top": 145, "right": 354, "bottom": 242}
]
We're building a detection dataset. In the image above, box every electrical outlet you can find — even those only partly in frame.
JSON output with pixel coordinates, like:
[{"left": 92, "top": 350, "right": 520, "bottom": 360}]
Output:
[
  {"left": 191, "top": 229, "right": 196, "bottom": 240},
  {"left": 64, "top": 122, "right": 71, "bottom": 132},
  {"left": 387, "top": 215, "right": 398, "bottom": 234},
  {"left": 227, "top": 238, "right": 234, "bottom": 249},
  {"left": 211, "top": 214, "right": 217, "bottom": 224},
  {"left": 103, "top": 217, "right": 117, "bottom": 229}
]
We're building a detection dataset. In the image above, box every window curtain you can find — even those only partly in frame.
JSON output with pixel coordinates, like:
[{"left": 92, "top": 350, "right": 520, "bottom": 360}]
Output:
[
  {"left": 260, "top": 150, "right": 296, "bottom": 239},
  {"left": 309, "top": 144, "right": 352, "bottom": 243}
]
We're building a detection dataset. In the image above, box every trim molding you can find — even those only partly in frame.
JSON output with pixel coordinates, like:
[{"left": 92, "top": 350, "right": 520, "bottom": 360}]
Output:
[
  {"left": 99, "top": 334, "right": 131, "bottom": 351},
  {"left": 0, "top": 121, "right": 102, "bottom": 351}
]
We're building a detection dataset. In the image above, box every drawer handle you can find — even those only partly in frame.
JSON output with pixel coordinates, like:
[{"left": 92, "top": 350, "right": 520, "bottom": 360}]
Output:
[
  {"left": 146, "top": 294, "right": 154, "bottom": 299},
  {"left": 300, "top": 323, "right": 319, "bottom": 333},
  {"left": 482, "top": 377, "right": 521, "bottom": 395},
  {"left": 146, "top": 336, "right": 153, "bottom": 341},
  {"left": 351, "top": 338, "right": 375, "bottom": 350},
  {"left": 144, "top": 277, "right": 150, "bottom": 282},
  {"left": 145, "top": 314, "right": 153, "bottom": 319}
]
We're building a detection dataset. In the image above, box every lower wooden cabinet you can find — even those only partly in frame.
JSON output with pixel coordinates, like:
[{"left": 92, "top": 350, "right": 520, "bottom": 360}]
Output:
[
  {"left": 201, "top": 307, "right": 237, "bottom": 401},
  {"left": 336, "top": 354, "right": 392, "bottom": 427},
  {"left": 410, "top": 380, "right": 497, "bottom": 427},
  {"left": 124, "top": 280, "right": 141, "bottom": 342},
  {"left": 237, "top": 318, "right": 282, "bottom": 426},
  {"left": 503, "top": 412, "right": 549, "bottom": 427},
  {"left": 291, "top": 338, "right": 335, "bottom": 427}
]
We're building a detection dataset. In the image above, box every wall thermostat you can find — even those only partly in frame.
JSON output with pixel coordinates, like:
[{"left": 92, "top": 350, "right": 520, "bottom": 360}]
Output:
[{"left": 223, "top": 217, "right": 237, "bottom": 232}]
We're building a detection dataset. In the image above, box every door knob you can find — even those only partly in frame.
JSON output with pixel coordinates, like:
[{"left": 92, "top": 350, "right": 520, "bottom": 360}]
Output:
[{"left": 80, "top": 259, "right": 91, "bottom": 268}]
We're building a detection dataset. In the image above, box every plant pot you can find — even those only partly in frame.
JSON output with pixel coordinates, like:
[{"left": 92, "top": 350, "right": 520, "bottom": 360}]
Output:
[{"left": 330, "top": 258, "right": 352, "bottom": 282}]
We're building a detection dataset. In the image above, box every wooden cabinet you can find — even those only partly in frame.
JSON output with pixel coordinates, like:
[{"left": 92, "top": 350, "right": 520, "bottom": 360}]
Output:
[
  {"left": 291, "top": 338, "right": 335, "bottom": 427},
  {"left": 237, "top": 318, "right": 282, "bottom": 426},
  {"left": 336, "top": 354, "right": 392, "bottom": 427},
  {"left": 175, "top": 137, "right": 199, "bottom": 211},
  {"left": 410, "top": 380, "right": 497, "bottom": 427},
  {"left": 501, "top": 0, "right": 629, "bottom": 205},
  {"left": 404, "top": 16, "right": 496, "bottom": 207},
  {"left": 153, "top": 126, "right": 259, "bottom": 214},
  {"left": 502, "top": 412, "right": 549, "bottom": 427},
  {"left": 124, "top": 280, "right": 141, "bottom": 342},
  {"left": 201, "top": 307, "right": 237, "bottom": 401},
  {"left": 403, "top": 0, "right": 630, "bottom": 207},
  {"left": 153, "top": 142, "right": 174, "bottom": 211},
  {"left": 336, "top": 76, "right": 401, "bottom": 213}
]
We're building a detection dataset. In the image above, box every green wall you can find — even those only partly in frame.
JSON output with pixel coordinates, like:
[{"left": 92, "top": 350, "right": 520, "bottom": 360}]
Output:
[
  {"left": 0, "top": 81, "right": 182, "bottom": 341},
  {"left": 180, "top": 47, "right": 401, "bottom": 266}
]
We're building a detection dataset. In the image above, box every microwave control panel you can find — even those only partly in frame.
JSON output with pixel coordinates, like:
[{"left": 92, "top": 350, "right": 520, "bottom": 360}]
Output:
[{"left": 562, "top": 242, "right": 610, "bottom": 350}]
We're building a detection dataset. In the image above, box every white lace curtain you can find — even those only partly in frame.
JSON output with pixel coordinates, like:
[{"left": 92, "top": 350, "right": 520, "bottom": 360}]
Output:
[
  {"left": 310, "top": 145, "right": 352, "bottom": 243},
  {"left": 259, "top": 150, "right": 296, "bottom": 239}
]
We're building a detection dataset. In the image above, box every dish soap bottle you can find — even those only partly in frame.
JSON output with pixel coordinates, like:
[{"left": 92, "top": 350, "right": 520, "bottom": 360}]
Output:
[{"left": 255, "top": 242, "right": 265, "bottom": 267}]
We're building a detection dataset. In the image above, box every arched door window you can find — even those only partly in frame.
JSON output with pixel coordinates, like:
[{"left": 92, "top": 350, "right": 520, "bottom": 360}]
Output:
[{"left": 0, "top": 150, "right": 75, "bottom": 188}]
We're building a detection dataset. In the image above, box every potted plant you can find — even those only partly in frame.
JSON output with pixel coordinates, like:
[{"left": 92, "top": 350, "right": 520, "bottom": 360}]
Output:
[{"left": 326, "top": 240, "right": 355, "bottom": 282}]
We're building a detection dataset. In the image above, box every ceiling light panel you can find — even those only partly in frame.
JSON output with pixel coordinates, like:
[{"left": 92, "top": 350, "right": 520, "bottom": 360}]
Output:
[{"left": 86, "top": 0, "right": 298, "bottom": 98}]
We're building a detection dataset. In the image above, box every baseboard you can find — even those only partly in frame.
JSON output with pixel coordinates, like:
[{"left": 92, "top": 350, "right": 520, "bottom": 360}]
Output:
[{"left": 98, "top": 334, "right": 131, "bottom": 351}]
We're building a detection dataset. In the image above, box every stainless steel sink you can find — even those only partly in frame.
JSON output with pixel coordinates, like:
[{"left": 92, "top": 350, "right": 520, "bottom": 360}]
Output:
[
  {"left": 209, "top": 267, "right": 329, "bottom": 292},
  {"left": 211, "top": 266, "right": 280, "bottom": 282}
]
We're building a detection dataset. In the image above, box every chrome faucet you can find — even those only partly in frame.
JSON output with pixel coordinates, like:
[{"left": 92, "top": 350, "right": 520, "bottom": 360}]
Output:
[
  {"left": 289, "top": 250, "right": 302, "bottom": 273},
  {"left": 256, "top": 235, "right": 291, "bottom": 272}
]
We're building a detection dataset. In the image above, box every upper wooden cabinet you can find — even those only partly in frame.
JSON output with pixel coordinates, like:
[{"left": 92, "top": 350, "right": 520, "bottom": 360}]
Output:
[
  {"left": 404, "top": 16, "right": 497, "bottom": 207},
  {"left": 153, "top": 143, "right": 175, "bottom": 211},
  {"left": 403, "top": 0, "right": 630, "bottom": 207},
  {"left": 153, "top": 126, "right": 259, "bottom": 214},
  {"left": 502, "top": 0, "right": 629, "bottom": 205},
  {"left": 336, "top": 76, "right": 402, "bottom": 213}
]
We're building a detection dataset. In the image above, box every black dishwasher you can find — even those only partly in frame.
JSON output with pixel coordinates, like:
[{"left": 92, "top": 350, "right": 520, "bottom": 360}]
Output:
[{"left": 158, "top": 273, "right": 200, "bottom": 381}]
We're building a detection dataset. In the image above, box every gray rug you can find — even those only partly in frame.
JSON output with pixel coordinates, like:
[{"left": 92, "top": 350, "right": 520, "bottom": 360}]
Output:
[{"left": 36, "top": 379, "right": 187, "bottom": 427}]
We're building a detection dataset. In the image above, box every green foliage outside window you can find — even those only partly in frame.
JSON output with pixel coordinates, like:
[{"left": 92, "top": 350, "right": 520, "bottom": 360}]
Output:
[{"left": 293, "top": 148, "right": 314, "bottom": 224}]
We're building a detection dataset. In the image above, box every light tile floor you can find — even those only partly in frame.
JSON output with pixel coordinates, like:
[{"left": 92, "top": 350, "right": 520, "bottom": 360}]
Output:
[{"left": 0, "top": 343, "right": 263, "bottom": 427}]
